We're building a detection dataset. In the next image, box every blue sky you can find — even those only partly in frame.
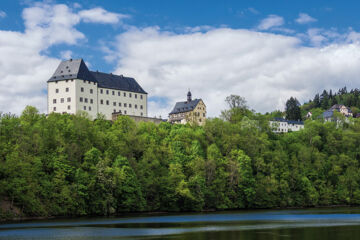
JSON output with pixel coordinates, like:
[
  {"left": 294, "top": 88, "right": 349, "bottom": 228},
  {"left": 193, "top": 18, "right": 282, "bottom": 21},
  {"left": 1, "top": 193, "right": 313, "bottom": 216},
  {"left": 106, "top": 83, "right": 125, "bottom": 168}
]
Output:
[{"left": 1, "top": 0, "right": 360, "bottom": 117}]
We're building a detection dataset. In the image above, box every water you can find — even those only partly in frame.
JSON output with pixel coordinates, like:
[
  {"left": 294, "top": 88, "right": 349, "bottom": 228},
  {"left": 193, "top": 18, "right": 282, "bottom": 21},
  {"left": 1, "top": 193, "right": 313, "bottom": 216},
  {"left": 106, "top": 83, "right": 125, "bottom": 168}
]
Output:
[{"left": 1, "top": 208, "right": 360, "bottom": 239}]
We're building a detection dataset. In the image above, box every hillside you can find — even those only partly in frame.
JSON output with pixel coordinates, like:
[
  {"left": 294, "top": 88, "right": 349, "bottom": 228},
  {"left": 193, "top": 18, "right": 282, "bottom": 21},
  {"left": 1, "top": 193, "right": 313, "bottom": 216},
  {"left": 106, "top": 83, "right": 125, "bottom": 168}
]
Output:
[
  {"left": 1, "top": 105, "right": 360, "bottom": 220},
  {"left": 301, "top": 87, "right": 360, "bottom": 118}
]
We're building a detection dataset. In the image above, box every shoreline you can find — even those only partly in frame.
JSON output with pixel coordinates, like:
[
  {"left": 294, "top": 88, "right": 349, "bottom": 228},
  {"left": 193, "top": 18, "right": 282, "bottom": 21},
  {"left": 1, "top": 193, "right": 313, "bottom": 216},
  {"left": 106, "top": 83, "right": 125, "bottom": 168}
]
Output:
[{"left": 1, "top": 204, "right": 356, "bottom": 223}]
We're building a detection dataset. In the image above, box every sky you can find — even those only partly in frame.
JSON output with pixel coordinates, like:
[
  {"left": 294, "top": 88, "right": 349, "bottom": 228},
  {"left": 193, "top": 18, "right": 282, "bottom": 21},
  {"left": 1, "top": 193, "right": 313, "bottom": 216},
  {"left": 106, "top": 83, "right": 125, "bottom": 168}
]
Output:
[{"left": 1, "top": 0, "right": 360, "bottom": 118}]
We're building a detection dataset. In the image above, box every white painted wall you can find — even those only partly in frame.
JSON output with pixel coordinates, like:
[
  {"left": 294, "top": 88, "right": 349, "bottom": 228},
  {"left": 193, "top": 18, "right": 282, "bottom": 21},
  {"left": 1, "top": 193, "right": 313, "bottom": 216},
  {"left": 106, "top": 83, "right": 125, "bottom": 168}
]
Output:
[
  {"left": 48, "top": 79, "right": 147, "bottom": 120},
  {"left": 48, "top": 79, "right": 77, "bottom": 115},
  {"left": 97, "top": 88, "right": 147, "bottom": 120},
  {"left": 269, "top": 120, "right": 304, "bottom": 133}
]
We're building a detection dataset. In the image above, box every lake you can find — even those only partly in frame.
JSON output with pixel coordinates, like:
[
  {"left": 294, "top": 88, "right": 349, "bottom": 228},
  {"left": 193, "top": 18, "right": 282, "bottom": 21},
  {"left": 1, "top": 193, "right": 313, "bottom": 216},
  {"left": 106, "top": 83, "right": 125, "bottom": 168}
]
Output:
[{"left": 1, "top": 208, "right": 360, "bottom": 239}]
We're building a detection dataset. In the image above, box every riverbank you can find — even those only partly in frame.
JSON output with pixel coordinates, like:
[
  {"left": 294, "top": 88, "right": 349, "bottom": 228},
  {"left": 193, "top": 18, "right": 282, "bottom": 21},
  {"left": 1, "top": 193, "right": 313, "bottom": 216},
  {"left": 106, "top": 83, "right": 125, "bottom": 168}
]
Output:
[{"left": 1, "top": 204, "right": 356, "bottom": 223}]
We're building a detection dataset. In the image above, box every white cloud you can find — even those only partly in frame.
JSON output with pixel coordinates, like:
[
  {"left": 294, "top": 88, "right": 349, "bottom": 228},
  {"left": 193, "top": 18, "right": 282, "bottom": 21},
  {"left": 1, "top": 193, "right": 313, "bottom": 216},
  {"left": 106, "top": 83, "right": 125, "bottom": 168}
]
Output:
[
  {"left": 105, "top": 27, "right": 360, "bottom": 118},
  {"left": 60, "top": 50, "right": 72, "bottom": 59},
  {"left": 0, "top": 10, "right": 6, "bottom": 18},
  {"left": 79, "top": 7, "right": 128, "bottom": 24},
  {"left": 296, "top": 13, "right": 317, "bottom": 24},
  {"left": 0, "top": 3, "right": 129, "bottom": 115},
  {"left": 258, "top": 14, "right": 284, "bottom": 30}
]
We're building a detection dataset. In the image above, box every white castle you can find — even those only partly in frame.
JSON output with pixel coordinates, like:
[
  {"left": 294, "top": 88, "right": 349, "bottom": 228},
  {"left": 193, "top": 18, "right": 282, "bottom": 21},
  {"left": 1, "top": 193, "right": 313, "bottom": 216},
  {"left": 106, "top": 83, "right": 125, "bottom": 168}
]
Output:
[{"left": 47, "top": 59, "right": 147, "bottom": 120}]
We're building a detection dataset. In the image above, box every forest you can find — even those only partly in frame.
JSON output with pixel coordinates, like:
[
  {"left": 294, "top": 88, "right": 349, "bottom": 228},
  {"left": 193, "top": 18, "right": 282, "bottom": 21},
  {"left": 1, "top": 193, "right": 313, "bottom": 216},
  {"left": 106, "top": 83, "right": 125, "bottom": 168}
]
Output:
[{"left": 1, "top": 95, "right": 360, "bottom": 220}]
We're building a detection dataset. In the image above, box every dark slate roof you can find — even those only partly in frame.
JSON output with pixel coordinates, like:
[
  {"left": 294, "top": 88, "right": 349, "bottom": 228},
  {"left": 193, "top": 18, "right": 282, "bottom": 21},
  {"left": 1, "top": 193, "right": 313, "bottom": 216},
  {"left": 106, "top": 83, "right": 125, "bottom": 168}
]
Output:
[
  {"left": 272, "top": 118, "right": 304, "bottom": 125},
  {"left": 323, "top": 110, "right": 334, "bottom": 118},
  {"left": 169, "top": 99, "right": 201, "bottom": 114},
  {"left": 48, "top": 59, "right": 96, "bottom": 83},
  {"left": 48, "top": 59, "right": 147, "bottom": 94},
  {"left": 90, "top": 71, "right": 147, "bottom": 94}
]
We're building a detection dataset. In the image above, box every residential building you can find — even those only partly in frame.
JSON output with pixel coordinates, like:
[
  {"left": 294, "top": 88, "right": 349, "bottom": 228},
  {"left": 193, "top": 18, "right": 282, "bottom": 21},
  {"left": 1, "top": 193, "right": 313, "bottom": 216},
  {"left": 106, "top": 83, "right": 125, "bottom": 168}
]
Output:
[
  {"left": 270, "top": 118, "right": 304, "bottom": 133},
  {"left": 47, "top": 59, "right": 147, "bottom": 120},
  {"left": 322, "top": 104, "right": 352, "bottom": 122},
  {"left": 168, "top": 91, "right": 206, "bottom": 126}
]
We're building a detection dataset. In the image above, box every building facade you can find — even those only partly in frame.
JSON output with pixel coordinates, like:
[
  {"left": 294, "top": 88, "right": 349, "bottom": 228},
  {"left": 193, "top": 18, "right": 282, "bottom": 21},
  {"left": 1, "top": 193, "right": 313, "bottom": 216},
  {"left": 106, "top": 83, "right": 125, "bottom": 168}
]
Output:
[
  {"left": 168, "top": 91, "right": 206, "bottom": 126},
  {"left": 270, "top": 118, "right": 304, "bottom": 133},
  {"left": 47, "top": 59, "right": 147, "bottom": 120}
]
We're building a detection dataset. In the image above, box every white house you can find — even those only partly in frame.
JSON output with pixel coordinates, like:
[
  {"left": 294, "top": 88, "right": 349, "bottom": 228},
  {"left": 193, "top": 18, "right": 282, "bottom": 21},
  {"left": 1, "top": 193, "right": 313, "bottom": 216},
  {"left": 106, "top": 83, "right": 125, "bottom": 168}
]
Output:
[
  {"left": 269, "top": 118, "right": 304, "bottom": 133},
  {"left": 47, "top": 59, "right": 147, "bottom": 120}
]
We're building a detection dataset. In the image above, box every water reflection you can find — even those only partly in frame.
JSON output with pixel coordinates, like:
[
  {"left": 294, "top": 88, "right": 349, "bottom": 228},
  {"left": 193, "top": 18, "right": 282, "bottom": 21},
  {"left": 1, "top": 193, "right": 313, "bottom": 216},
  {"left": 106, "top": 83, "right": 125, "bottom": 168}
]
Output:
[{"left": 1, "top": 208, "right": 360, "bottom": 240}]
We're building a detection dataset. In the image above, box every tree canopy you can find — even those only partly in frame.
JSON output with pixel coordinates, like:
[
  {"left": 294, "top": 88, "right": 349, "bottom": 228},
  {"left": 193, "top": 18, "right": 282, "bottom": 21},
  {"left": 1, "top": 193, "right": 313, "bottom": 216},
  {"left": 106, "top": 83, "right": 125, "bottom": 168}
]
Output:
[{"left": 1, "top": 100, "right": 360, "bottom": 219}]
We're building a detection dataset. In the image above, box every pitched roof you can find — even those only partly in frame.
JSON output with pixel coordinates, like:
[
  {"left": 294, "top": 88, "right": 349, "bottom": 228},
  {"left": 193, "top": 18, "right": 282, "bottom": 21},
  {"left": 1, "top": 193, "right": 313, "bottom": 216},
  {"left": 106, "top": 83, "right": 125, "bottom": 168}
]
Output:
[
  {"left": 90, "top": 71, "right": 147, "bottom": 94},
  {"left": 48, "top": 59, "right": 96, "bottom": 83},
  {"left": 272, "top": 118, "right": 304, "bottom": 125},
  {"left": 169, "top": 99, "right": 201, "bottom": 114},
  {"left": 48, "top": 59, "right": 147, "bottom": 94}
]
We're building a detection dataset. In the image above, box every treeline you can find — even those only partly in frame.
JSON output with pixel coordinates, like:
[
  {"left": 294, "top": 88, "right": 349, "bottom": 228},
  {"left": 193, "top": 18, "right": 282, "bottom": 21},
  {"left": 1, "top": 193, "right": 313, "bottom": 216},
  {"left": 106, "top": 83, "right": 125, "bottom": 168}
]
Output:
[
  {"left": 1, "top": 105, "right": 360, "bottom": 219},
  {"left": 303, "top": 87, "right": 360, "bottom": 116}
]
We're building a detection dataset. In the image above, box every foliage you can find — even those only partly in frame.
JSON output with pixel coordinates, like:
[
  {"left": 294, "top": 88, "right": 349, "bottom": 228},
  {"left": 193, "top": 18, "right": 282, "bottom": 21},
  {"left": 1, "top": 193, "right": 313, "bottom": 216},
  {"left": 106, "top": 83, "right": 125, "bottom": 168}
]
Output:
[{"left": 1, "top": 104, "right": 360, "bottom": 218}]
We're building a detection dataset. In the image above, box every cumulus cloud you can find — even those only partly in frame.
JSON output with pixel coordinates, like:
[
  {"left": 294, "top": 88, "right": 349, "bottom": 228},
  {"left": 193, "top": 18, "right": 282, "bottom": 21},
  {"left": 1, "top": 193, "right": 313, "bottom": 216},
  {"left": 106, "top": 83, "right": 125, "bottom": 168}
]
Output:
[
  {"left": 79, "top": 7, "right": 128, "bottom": 24},
  {"left": 0, "top": 3, "right": 128, "bottom": 115},
  {"left": 296, "top": 13, "right": 317, "bottom": 24},
  {"left": 60, "top": 50, "right": 73, "bottom": 59},
  {"left": 105, "top": 27, "right": 360, "bottom": 118},
  {"left": 258, "top": 14, "right": 284, "bottom": 30},
  {"left": 0, "top": 10, "right": 6, "bottom": 18}
]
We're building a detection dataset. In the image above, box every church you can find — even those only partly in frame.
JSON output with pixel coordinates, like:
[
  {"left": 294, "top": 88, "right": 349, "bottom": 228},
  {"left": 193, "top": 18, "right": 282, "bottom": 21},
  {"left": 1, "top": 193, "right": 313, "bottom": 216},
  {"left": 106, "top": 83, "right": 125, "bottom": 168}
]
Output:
[{"left": 47, "top": 59, "right": 147, "bottom": 120}]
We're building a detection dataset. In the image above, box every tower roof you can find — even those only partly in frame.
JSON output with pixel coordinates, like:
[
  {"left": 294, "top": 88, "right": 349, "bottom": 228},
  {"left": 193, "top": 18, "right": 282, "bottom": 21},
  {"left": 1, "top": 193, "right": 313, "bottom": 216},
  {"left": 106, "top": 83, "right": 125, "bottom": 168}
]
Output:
[{"left": 48, "top": 58, "right": 96, "bottom": 83}]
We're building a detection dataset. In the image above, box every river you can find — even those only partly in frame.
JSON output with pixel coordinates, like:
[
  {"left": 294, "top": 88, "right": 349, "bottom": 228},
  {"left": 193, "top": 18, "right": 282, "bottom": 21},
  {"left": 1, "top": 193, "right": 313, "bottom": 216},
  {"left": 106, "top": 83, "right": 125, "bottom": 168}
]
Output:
[{"left": 1, "top": 208, "right": 360, "bottom": 239}]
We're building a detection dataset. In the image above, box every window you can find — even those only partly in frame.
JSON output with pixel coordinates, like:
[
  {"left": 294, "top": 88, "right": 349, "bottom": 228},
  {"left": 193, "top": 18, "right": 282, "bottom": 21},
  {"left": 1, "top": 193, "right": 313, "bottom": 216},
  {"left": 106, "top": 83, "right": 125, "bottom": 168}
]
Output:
[
  {"left": 106, "top": 100, "right": 109, "bottom": 105},
  {"left": 61, "top": 98, "right": 64, "bottom": 103},
  {"left": 81, "top": 87, "right": 84, "bottom": 92},
  {"left": 124, "top": 103, "right": 127, "bottom": 107},
  {"left": 80, "top": 97, "right": 83, "bottom": 102},
  {"left": 118, "top": 91, "right": 120, "bottom": 96},
  {"left": 106, "top": 90, "right": 109, "bottom": 95},
  {"left": 112, "top": 91, "right": 115, "bottom": 95},
  {"left": 113, "top": 109, "right": 116, "bottom": 113},
  {"left": 53, "top": 99, "right": 56, "bottom": 104},
  {"left": 83, "top": 106, "right": 86, "bottom": 110},
  {"left": 203, "top": 113, "right": 205, "bottom": 117},
  {"left": 90, "top": 99, "right": 93, "bottom": 104},
  {"left": 67, "top": 97, "right": 71, "bottom": 102},
  {"left": 123, "top": 92, "right": 126, "bottom": 97},
  {"left": 67, "top": 105, "right": 71, "bottom": 110},
  {"left": 113, "top": 102, "right": 116, "bottom": 106},
  {"left": 129, "top": 93, "right": 132, "bottom": 98},
  {"left": 88, "top": 81, "right": 90, "bottom": 84},
  {"left": 100, "top": 89, "right": 103, "bottom": 94},
  {"left": 141, "top": 112, "right": 143, "bottom": 116},
  {"left": 55, "top": 81, "right": 58, "bottom": 84},
  {"left": 66, "top": 87, "right": 69, "bottom": 92},
  {"left": 85, "top": 98, "right": 88, "bottom": 103},
  {"left": 53, "top": 107, "right": 56, "bottom": 111},
  {"left": 140, "top": 105, "right": 143, "bottom": 110},
  {"left": 129, "top": 104, "right": 132, "bottom": 108},
  {"left": 94, "top": 82, "right": 96, "bottom": 85},
  {"left": 135, "top": 94, "right": 137, "bottom": 99},
  {"left": 100, "top": 99, "right": 103, "bottom": 104},
  {"left": 90, "top": 89, "right": 93, "bottom": 94},
  {"left": 55, "top": 89, "right": 59, "bottom": 93},
  {"left": 140, "top": 95, "right": 143, "bottom": 99},
  {"left": 89, "top": 106, "right": 92, "bottom": 111},
  {"left": 118, "top": 102, "right": 121, "bottom": 107},
  {"left": 83, "top": 80, "right": 85, "bottom": 83},
  {"left": 124, "top": 110, "right": 127, "bottom": 114},
  {"left": 135, "top": 104, "right": 137, "bottom": 109},
  {"left": 66, "top": 80, "right": 68, "bottom": 83}
]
